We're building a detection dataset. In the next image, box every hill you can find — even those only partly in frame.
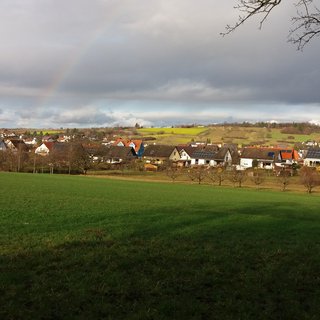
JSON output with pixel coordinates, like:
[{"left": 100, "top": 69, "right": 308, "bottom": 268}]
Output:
[{"left": 137, "top": 125, "right": 320, "bottom": 146}]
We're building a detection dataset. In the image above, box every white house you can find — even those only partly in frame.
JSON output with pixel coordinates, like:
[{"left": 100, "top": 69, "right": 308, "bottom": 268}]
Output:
[
  {"left": 35, "top": 142, "right": 53, "bottom": 156},
  {"left": 23, "top": 137, "right": 38, "bottom": 146},
  {"left": 190, "top": 147, "right": 232, "bottom": 167},
  {"left": 304, "top": 149, "right": 320, "bottom": 167}
]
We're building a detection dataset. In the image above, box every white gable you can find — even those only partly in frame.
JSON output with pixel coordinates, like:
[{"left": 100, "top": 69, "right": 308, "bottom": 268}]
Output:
[{"left": 35, "top": 143, "right": 50, "bottom": 155}]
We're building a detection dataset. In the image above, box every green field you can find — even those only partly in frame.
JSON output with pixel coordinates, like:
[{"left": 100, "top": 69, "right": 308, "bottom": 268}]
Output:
[
  {"left": 1, "top": 173, "right": 320, "bottom": 319},
  {"left": 138, "top": 126, "right": 320, "bottom": 146},
  {"left": 138, "top": 127, "right": 209, "bottom": 144},
  {"left": 138, "top": 127, "right": 208, "bottom": 135}
]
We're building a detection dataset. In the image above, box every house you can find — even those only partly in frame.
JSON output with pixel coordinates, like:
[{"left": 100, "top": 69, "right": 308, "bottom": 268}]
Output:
[
  {"left": 303, "top": 148, "right": 320, "bottom": 167},
  {"left": 277, "top": 149, "right": 300, "bottom": 167},
  {"left": 42, "top": 135, "right": 55, "bottom": 142},
  {"left": 143, "top": 145, "right": 179, "bottom": 165},
  {"left": 23, "top": 137, "right": 38, "bottom": 146},
  {"left": 57, "top": 135, "right": 71, "bottom": 143},
  {"left": 5, "top": 139, "right": 29, "bottom": 153},
  {"left": 35, "top": 142, "right": 73, "bottom": 157},
  {"left": 240, "top": 147, "right": 280, "bottom": 169},
  {"left": 302, "top": 140, "right": 319, "bottom": 148},
  {"left": 35, "top": 142, "right": 54, "bottom": 156},
  {"left": 190, "top": 146, "right": 232, "bottom": 167},
  {"left": 239, "top": 147, "right": 299, "bottom": 170},
  {"left": 0, "top": 139, "right": 7, "bottom": 151},
  {"left": 176, "top": 146, "right": 197, "bottom": 167},
  {"left": 83, "top": 144, "right": 105, "bottom": 162},
  {"left": 102, "top": 146, "right": 136, "bottom": 164},
  {"left": 113, "top": 138, "right": 144, "bottom": 157}
]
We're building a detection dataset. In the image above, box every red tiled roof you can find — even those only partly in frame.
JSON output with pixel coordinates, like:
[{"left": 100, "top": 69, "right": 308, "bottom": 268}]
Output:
[
  {"left": 113, "top": 138, "right": 143, "bottom": 153},
  {"left": 43, "top": 142, "right": 54, "bottom": 150},
  {"left": 281, "top": 151, "right": 293, "bottom": 160}
]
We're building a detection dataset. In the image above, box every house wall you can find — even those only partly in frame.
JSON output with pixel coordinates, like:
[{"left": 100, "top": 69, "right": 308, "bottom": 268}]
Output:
[
  {"left": 225, "top": 150, "right": 232, "bottom": 165},
  {"left": 191, "top": 159, "right": 217, "bottom": 166},
  {"left": 240, "top": 158, "right": 253, "bottom": 168},
  {"left": 169, "top": 148, "right": 180, "bottom": 162},
  {"left": 179, "top": 150, "right": 192, "bottom": 161},
  {"left": 304, "top": 158, "right": 320, "bottom": 167},
  {"left": 35, "top": 144, "right": 50, "bottom": 155},
  {"left": 106, "top": 158, "right": 123, "bottom": 164},
  {"left": 137, "top": 144, "right": 145, "bottom": 158}
]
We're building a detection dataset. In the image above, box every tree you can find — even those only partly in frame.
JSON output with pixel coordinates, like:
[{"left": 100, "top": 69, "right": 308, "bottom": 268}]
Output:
[
  {"left": 277, "top": 169, "right": 291, "bottom": 191},
  {"left": 300, "top": 166, "right": 320, "bottom": 193},
  {"left": 223, "top": 0, "right": 320, "bottom": 50},
  {"left": 207, "top": 167, "right": 226, "bottom": 186},
  {"left": 251, "top": 169, "right": 266, "bottom": 189},
  {"left": 166, "top": 165, "right": 181, "bottom": 183},
  {"left": 70, "top": 143, "right": 90, "bottom": 174},
  {"left": 229, "top": 169, "right": 247, "bottom": 187},
  {"left": 187, "top": 166, "right": 208, "bottom": 184}
]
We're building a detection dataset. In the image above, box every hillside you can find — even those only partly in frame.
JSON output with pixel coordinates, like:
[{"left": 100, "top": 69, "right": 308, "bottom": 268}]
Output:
[{"left": 137, "top": 125, "right": 320, "bottom": 146}]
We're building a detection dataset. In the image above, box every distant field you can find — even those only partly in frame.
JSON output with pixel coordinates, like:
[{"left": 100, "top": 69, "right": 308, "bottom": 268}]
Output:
[
  {"left": 139, "top": 127, "right": 208, "bottom": 135},
  {"left": 138, "top": 126, "right": 320, "bottom": 146},
  {"left": 138, "top": 127, "right": 209, "bottom": 144},
  {"left": 1, "top": 173, "right": 320, "bottom": 319},
  {"left": 38, "top": 129, "right": 65, "bottom": 135}
]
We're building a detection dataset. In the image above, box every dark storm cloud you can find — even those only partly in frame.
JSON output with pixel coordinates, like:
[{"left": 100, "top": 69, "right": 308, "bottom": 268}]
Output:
[{"left": 0, "top": 0, "right": 320, "bottom": 127}]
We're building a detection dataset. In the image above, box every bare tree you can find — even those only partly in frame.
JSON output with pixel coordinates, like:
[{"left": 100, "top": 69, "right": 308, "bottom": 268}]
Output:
[
  {"left": 207, "top": 167, "right": 226, "bottom": 186},
  {"left": 277, "top": 169, "right": 291, "bottom": 191},
  {"left": 300, "top": 166, "right": 320, "bottom": 193},
  {"left": 166, "top": 166, "right": 181, "bottom": 183},
  {"left": 251, "top": 169, "right": 266, "bottom": 189},
  {"left": 187, "top": 166, "right": 208, "bottom": 184},
  {"left": 70, "top": 143, "right": 90, "bottom": 174},
  {"left": 229, "top": 169, "right": 247, "bottom": 188},
  {"left": 223, "top": 0, "right": 320, "bottom": 50}
]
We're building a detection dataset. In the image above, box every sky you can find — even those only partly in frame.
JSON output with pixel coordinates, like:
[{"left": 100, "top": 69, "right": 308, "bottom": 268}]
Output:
[{"left": 1, "top": 0, "right": 320, "bottom": 128}]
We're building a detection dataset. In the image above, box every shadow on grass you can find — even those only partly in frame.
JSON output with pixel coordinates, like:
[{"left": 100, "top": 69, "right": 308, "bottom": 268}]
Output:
[{"left": 1, "top": 202, "right": 320, "bottom": 320}]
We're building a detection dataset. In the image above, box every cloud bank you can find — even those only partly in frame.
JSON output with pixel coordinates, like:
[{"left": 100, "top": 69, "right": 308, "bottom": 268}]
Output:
[{"left": 0, "top": 0, "right": 320, "bottom": 127}]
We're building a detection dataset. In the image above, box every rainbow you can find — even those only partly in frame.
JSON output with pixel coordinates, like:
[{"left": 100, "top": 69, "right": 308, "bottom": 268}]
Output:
[{"left": 36, "top": 10, "right": 122, "bottom": 111}]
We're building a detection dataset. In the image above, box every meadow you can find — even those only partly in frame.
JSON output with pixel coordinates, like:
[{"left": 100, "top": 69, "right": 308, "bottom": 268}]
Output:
[
  {"left": 1, "top": 173, "right": 320, "bottom": 319},
  {"left": 138, "top": 126, "right": 320, "bottom": 146}
]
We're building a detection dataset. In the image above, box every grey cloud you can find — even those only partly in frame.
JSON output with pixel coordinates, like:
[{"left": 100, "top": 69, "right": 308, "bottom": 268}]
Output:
[
  {"left": 52, "top": 107, "right": 114, "bottom": 125},
  {"left": 1, "top": 0, "right": 320, "bottom": 127}
]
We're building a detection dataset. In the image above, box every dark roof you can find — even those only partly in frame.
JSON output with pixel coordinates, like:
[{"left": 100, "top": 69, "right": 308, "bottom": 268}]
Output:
[
  {"left": 241, "top": 148, "right": 280, "bottom": 161},
  {"left": 143, "top": 145, "right": 176, "bottom": 158},
  {"left": 192, "top": 149, "right": 216, "bottom": 160},
  {"left": 104, "top": 146, "right": 136, "bottom": 159},
  {"left": 51, "top": 142, "right": 71, "bottom": 153},
  {"left": 176, "top": 146, "right": 197, "bottom": 157},
  {"left": 192, "top": 147, "right": 230, "bottom": 161},
  {"left": 305, "top": 148, "right": 320, "bottom": 159},
  {"left": 223, "top": 143, "right": 238, "bottom": 152},
  {"left": 214, "top": 147, "right": 230, "bottom": 161},
  {"left": 9, "top": 139, "right": 30, "bottom": 151}
]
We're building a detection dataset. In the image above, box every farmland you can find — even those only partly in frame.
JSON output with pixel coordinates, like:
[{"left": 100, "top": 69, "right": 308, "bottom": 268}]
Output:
[
  {"left": 1, "top": 172, "right": 320, "bottom": 319},
  {"left": 137, "top": 126, "right": 320, "bottom": 146}
]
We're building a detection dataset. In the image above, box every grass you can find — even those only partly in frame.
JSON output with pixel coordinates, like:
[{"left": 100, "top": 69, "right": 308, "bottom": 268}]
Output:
[
  {"left": 138, "top": 126, "right": 320, "bottom": 146},
  {"left": 138, "top": 127, "right": 208, "bottom": 135},
  {"left": 1, "top": 172, "right": 320, "bottom": 319},
  {"left": 138, "top": 127, "right": 209, "bottom": 145}
]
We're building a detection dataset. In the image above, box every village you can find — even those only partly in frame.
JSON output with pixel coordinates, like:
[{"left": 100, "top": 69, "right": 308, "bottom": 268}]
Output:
[{"left": 1, "top": 127, "right": 320, "bottom": 176}]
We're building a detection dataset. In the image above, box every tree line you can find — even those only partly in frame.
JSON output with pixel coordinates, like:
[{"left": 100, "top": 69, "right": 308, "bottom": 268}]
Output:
[{"left": 166, "top": 165, "right": 320, "bottom": 194}]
